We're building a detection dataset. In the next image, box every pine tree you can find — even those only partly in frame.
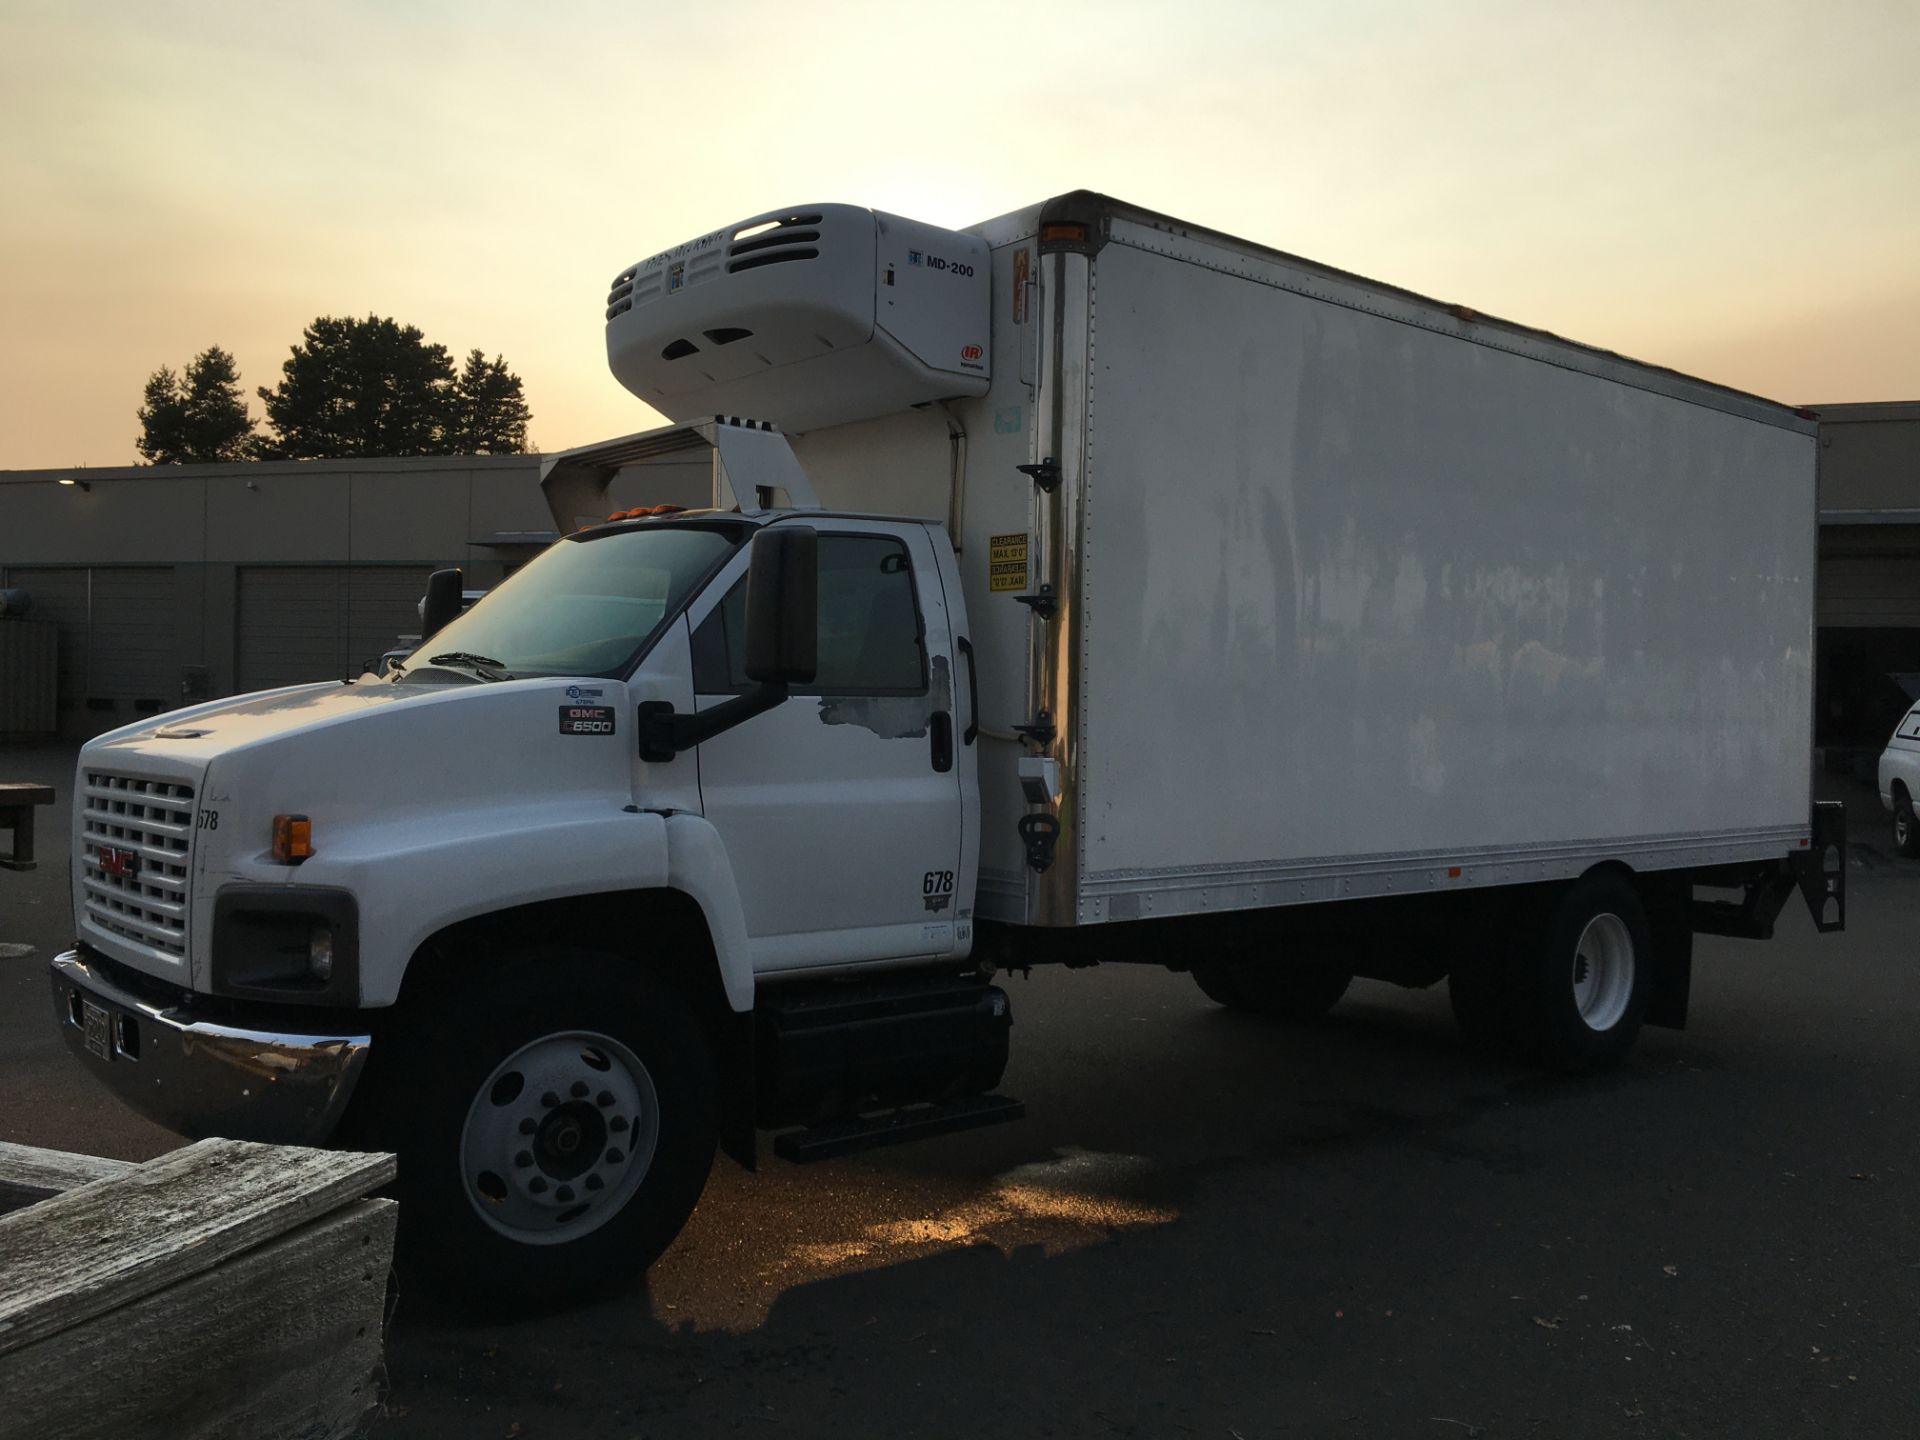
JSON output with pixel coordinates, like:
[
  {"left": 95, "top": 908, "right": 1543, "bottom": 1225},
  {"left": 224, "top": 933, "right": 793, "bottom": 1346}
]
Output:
[
  {"left": 136, "top": 367, "right": 190, "bottom": 463},
  {"left": 450, "top": 349, "right": 532, "bottom": 454},
  {"left": 255, "top": 316, "right": 458, "bottom": 459},
  {"left": 136, "top": 346, "right": 254, "bottom": 463},
  {"left": 179, "top": 347, "right": 255, "bottom": 461}
]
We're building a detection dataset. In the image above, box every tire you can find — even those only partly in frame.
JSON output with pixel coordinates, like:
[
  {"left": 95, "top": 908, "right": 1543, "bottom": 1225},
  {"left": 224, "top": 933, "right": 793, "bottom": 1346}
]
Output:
[
  {"left": 1894, "top": 788, "right": 1920, "bottom": 857},
  {"left": 1510, "top": 872, "right": 1652, "bottom": 1072},
  {"left": 362, "top": 946, "right": 717, "bottom": 1311},
  {"left": 1189, "top": 960, "right": 1246, "bottom": 1008},
  {"left": 1191, "top": 959, "right": 1352, "bottom": 1021},
  {"left": 1451, "top": 875, "right": 1653, "bottom": 1071}
]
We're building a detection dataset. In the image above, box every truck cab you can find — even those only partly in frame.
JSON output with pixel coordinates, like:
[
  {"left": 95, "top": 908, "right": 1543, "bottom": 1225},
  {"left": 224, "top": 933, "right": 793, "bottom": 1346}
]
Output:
[{"left": 50, "top": 442, "right": 1003, "bottom": 1305}]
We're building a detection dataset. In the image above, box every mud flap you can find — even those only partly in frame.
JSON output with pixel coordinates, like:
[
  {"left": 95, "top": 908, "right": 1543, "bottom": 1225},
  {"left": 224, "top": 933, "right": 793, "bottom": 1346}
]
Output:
[
  {"left": 718, "top": 1008, "right": 757, "bottom": 1172},
  {"left": 1643, "top": 875, "right": 1694, "bottom": 1030}
]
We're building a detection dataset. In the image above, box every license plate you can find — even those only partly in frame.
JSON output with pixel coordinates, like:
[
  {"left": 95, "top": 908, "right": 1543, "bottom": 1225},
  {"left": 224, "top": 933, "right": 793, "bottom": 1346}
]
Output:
[{"left": 82, "top": 999, "right": 112, "bottom": 1061}]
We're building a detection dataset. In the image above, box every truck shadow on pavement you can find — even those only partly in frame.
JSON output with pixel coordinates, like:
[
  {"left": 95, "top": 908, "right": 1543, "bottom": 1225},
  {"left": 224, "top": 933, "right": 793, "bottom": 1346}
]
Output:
[{"left": 380, "top": 966, "right": 1890, "bottom": 1440}]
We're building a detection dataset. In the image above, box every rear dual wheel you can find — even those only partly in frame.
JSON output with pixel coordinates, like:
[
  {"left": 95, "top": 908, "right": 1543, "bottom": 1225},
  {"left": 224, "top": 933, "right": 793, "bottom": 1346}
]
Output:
[{"left": 1449, "top": 870, "right": 1652, "bottom": 1072}]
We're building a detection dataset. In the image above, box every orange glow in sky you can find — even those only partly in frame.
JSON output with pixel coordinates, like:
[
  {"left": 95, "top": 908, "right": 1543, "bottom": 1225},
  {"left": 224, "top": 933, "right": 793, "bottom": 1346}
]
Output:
[{"left": 2, "top": 0, "right": 1915, "bottom": 468}]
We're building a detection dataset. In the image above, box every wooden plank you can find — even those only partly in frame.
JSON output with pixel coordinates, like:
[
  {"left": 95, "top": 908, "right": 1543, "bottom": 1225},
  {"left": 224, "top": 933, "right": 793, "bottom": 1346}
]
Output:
[
  {"left": 0, "top": 1197, "right": 396, "bottom": 1440},
  {"left": 0, "top": 1142, "right": 137, "bottom": 1206},
  {"left": 0, "top": 1137, "right": 395, "bottom": 1357}
]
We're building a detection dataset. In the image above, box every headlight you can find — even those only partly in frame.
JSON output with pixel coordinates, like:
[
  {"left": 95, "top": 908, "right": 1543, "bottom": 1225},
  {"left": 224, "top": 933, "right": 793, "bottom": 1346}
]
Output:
[
  {"left": 211, "top": 886, "right": 358, "bottom": 1004},
  {"left": 308, "top": 926, "right": 334, "bottom": 982}
]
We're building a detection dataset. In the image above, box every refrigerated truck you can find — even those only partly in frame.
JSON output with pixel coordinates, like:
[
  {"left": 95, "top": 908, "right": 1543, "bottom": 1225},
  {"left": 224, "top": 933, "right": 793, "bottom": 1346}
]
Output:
[{"left": 51, "top": 192, "right": 1843, "bottom": 1303}]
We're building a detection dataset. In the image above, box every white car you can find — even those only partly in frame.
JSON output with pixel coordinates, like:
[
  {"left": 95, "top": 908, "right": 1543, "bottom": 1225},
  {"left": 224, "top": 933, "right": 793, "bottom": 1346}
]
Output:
[{"left": 1876, "top": 704, "right": 1920, "bottom": 855}]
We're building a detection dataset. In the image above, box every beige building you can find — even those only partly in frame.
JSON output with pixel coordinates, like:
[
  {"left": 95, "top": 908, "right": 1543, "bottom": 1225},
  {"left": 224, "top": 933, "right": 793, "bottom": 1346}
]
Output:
[
  {"left": 1813, "top": 401, "right": 1920, "bottom": 750},
  {"left": 0, "top": 451, "right": 704, "bottom": 737}
]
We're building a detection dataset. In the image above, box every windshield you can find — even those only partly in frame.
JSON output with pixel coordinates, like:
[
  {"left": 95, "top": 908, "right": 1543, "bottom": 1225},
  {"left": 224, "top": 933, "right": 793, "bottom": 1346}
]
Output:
[{"left": 399, "top": 524, "right": 742, "bottom": 680}]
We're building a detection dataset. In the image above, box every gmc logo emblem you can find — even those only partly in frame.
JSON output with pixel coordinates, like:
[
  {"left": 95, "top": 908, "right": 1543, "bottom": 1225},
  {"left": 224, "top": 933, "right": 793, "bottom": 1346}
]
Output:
[
  {"left": 97, "top": 846, "right": 140, "bottom": 879},
  {"left": 960, "top": 344, "right": 984, "bottom": 362}
]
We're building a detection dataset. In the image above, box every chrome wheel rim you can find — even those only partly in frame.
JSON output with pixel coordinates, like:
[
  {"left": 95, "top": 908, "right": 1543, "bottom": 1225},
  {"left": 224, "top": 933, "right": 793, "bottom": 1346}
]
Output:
[
  {"left": 1571, "top": 913, "right": 1635, "bottom": 1032},
  {"left": 1898, "top": 811, "right": 1911, "bottom": 846},
  {"left": 459, "top": 1030, "right": 659, "bottom": 1245}
]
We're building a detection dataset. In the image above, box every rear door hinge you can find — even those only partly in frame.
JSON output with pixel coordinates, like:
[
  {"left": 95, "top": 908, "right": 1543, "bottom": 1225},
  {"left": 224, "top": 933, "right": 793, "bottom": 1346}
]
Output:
[
  {"left": 1012, "top": 708, "right": 1055, "bottom": 747},
  {"left": 1013, "top": 584, "right": 1058, "bottom": 620},
  {"left": 1017, "top": 458, "right": 1061, "bottom": 494}
]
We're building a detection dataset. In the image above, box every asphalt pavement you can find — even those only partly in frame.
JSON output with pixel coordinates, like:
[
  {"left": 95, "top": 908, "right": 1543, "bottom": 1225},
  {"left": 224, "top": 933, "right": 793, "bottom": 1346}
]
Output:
[{"left": 2, "top": 741, "right": 1915, "bottom": 1438}]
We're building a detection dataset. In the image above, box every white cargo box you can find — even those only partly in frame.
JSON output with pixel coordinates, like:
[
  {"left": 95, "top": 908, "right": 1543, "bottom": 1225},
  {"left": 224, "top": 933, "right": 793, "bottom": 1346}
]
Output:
[
  {"left": 782, "top": 194, "right": 1820, "bottom": 928},
  {"left": 604, "top": 205, "right": 990, "bottom": 433},
  {"left": 583, "top": 192, "right": 1820, "bottom": 932}
]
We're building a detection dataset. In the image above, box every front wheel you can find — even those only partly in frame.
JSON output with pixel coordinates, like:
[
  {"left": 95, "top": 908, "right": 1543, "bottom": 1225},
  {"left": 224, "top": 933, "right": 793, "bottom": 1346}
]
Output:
[{"left": 366, "top": 947, "right": 717, "bottom": 1310}]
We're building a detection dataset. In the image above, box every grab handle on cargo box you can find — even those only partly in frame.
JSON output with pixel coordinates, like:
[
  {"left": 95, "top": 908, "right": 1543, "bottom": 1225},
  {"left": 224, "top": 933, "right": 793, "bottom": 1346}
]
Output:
[{"left": 955, "top": 636, "right": 979, "bottom": 746}]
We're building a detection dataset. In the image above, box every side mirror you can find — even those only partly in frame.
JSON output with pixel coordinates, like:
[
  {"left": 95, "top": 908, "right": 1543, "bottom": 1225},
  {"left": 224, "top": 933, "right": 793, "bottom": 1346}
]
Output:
[
  {"left": 744, "top": 527, "right": 817, "bottom": 686},
  {"left": 420, "top": 567, "right": 464, "bottom": 642}
]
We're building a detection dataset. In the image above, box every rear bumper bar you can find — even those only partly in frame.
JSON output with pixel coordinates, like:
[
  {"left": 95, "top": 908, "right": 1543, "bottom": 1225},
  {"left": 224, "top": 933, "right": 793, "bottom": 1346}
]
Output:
[{"left": 49, "top": 948, "right": 371, "bottom": 1146}]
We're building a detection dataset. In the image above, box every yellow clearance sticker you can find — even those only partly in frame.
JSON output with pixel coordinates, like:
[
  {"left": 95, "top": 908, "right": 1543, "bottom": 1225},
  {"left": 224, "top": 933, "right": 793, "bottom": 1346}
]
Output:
[{"left": 989, "top": 532, "right": 1029, "bottom": 593}]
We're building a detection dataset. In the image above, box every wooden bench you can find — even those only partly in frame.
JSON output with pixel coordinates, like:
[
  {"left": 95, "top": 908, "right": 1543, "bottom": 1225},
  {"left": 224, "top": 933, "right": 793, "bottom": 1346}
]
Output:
[
  {"left": 0, "top": 1138, "right": 397, "bottom": 1440},
  {"left": 0, "top": 782, "right": 54, "bottom": 872}
]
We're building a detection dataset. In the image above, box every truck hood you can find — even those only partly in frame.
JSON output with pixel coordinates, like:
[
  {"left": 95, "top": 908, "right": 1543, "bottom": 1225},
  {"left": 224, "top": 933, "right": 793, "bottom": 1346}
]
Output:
[
  {"left": 87, "top": 679, "right": 467, "bottom": 764},
  {"left": 75, "top": 676, "right": 637, "bottom": 990}
]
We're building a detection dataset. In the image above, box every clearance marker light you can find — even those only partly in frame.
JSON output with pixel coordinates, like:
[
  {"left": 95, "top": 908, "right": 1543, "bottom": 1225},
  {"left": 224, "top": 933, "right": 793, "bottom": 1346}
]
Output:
[
  {"left": 1040, "top": 222, "right": 1088, "bottom": 245},
  {"left": 271, "top": 814, "right": 314, "bottom": 864}
]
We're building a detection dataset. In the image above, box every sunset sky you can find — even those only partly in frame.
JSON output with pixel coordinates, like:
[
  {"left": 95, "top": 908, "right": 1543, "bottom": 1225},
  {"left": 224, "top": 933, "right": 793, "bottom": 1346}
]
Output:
[{"left": 2, "top": 0, "right": 1915, "bottom": 470}]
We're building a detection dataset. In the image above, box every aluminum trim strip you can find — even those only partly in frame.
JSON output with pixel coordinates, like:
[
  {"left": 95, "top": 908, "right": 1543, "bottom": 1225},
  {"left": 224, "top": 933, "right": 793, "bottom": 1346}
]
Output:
[
  {"left": 1084, "top": 826, "right": 1808, "bottom": 892},
  {"left": 1082, "top": 832, "right": 1809, "bottom": 924}
]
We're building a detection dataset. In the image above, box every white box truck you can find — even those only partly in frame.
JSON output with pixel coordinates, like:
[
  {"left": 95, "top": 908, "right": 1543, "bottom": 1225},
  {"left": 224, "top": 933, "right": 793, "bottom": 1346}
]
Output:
[{"left": 51, "top": 193, "right": 1843, "bottom": 1304}]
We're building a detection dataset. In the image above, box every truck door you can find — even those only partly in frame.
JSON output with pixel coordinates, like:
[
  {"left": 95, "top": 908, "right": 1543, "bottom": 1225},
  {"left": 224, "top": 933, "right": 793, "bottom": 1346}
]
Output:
[{"left": 686, "top": 520, "right": 968, "bottom": 971}]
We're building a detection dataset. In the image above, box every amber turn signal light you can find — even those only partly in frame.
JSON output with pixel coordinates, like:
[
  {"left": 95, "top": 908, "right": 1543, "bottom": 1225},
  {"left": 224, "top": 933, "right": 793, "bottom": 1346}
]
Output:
[{"left": 271, "top": 814, "right": 314, "bottom": 864}]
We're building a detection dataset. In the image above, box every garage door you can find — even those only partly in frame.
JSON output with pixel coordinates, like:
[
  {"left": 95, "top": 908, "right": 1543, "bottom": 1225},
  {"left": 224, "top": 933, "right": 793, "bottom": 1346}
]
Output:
[
  {"left": 90, "top": 568, "right": 177, "bottom": 700},
  {"left": 1819, "top": 552, "right": 1920, "bottom": 629},
  {"left": 237, "top": 566, "right": 430, "bottom": 692},
  {"left": 2, "top": 566, "right": 174, "bottom": 710}
]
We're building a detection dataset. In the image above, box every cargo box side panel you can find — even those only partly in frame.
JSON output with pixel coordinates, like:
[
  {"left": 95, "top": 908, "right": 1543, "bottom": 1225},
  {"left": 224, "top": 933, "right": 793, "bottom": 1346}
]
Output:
[{"left": 1075, "top": 239, "right": 1815, "bottom": 922}]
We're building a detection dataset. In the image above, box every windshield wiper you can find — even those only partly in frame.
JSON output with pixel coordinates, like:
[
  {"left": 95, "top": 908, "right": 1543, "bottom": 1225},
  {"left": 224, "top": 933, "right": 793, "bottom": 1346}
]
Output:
[{"left": 424, "top": 651, "right": 513, "bottom": 680}]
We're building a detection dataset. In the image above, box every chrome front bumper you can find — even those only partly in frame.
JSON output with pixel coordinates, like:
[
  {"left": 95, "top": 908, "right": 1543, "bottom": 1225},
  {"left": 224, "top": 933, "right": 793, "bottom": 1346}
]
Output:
[{"left": 49, "top": 949, "right": 372, "bottom": 1146}]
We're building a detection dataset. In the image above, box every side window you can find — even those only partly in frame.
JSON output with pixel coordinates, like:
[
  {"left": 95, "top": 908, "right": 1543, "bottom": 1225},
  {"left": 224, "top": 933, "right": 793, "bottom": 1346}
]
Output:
[
  {"left": 690, "top": 579, "right": 749, "bottom": 693},
  {"left": 691, "top": 534, "right": 927, "bottom": 696}
]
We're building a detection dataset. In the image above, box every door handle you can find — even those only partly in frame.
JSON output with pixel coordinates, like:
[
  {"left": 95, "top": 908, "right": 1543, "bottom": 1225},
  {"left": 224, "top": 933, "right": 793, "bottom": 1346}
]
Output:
[
  {"left": 955, "top": 636, "right": 979, "bottom": 746},
  {"left": 930, "top": 711, "right": 954, "bottom": 773}
]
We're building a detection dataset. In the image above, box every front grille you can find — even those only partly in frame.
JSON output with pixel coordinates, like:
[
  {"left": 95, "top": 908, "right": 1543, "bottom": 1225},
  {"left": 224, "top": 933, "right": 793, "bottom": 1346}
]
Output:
[{"left": 80, "top": 771, "right": 195, "bottom": 961}]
